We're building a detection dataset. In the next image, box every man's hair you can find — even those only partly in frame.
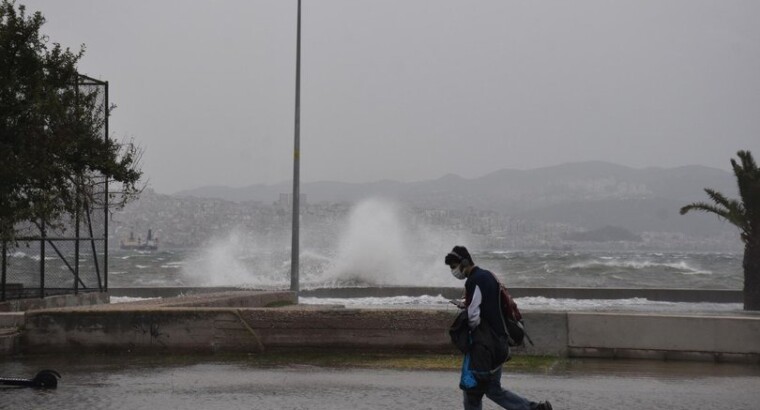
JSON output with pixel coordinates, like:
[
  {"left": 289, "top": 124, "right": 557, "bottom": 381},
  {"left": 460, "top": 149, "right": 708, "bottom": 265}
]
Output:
[{"left": 445, "top": 245, "right": 474, "bottom": 267}]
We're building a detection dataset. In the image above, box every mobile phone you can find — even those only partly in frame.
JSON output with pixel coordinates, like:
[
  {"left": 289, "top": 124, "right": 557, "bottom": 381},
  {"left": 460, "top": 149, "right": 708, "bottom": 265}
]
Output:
[{"left": 449, "top": 299, "right": 465, "bottom": 308}]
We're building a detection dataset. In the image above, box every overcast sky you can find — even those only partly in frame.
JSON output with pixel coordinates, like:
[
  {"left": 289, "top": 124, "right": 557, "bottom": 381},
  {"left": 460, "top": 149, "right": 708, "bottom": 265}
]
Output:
[{"left": 21, "top": 0, "right": 760, "bottom": 194}]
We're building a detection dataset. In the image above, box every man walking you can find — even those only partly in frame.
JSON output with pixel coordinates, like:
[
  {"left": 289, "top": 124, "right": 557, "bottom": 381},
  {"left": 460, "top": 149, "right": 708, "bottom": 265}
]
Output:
[{"left": 446, "top": 245, "right": 553, "bottom": 410}]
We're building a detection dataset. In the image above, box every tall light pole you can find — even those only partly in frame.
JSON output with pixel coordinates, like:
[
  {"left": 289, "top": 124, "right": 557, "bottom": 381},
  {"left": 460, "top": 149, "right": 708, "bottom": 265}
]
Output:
[{"left": 290, "top": 0, "right": 302, "bottom": 294}]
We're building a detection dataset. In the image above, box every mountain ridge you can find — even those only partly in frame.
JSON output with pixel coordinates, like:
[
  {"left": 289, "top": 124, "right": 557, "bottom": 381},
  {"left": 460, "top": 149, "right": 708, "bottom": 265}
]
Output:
[
  {"left": 174, "top": 161, "right": 733, "bottom": 204},
  {"left": 168, "top": 161, "right": 737, "bottom": 236}
]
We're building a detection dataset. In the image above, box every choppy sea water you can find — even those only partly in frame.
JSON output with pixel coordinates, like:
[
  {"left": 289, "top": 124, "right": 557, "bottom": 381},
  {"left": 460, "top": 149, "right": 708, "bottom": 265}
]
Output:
[
  {"left": 95, "top": 248, "right": 746, "bottom": 312},
  {"left": 102, "top": 249, "right": 743, "bottom": 290}
]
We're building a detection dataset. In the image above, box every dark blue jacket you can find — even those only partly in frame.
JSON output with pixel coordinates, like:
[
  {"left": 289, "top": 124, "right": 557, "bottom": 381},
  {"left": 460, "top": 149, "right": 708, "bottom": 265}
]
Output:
[
  {"left": 464, "top": 266, "right": 507, "bottom": 338},
  {"left": 461, "top": 266, "right": 510, "bottom": 385}
]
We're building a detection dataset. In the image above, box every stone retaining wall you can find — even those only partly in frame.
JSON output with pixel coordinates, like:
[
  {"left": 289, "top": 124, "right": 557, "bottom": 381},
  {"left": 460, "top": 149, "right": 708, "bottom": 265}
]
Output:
[{"left": 20, "top": 303, "right": 760, "bottom": 363}]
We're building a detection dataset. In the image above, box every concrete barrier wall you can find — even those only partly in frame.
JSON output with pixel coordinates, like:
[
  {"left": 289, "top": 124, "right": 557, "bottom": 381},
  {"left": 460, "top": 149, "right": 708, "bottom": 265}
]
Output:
[
  {"left": 22, "top": 308, "right": 458, "bottom": 354},
  {"left": 21, "top": 291, "right": 298, "bottom": 354},
  {"left": 20, "top": 303, "right": 760, "bottom": 363},
  {"left": 241, "top": 309, "right": 454, "bottom": 351},
  {"left": 23, "top": 309, "right": 258, "bottom": 353},
  {"left": 567, "top": 312, "right": 760, "bottom": 362},
  {"left": 519, "top": 312, "right": 568, "bottom": 357}
]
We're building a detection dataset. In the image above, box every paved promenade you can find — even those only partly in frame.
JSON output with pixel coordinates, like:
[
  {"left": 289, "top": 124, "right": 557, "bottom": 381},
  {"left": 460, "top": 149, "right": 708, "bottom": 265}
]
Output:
[{"left": 1, "top": 356, "right": 759, "bottom": 409}]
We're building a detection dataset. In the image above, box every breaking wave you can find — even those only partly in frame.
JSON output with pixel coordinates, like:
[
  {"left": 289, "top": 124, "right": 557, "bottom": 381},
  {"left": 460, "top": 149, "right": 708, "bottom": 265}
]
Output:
[{"left": 567, "top": 259, "right": 712, "bottom": 275}]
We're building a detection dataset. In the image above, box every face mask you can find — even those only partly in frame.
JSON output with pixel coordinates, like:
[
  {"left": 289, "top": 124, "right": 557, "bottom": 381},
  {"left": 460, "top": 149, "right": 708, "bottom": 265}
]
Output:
[{"left": 451, "top": 266, "right": 466, "bottom": 280}]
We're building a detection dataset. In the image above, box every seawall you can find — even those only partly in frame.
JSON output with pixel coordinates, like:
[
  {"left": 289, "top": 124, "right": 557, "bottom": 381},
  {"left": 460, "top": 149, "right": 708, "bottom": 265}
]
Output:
[{"left": 16, "top": 290, "right": 760, "bottom": 363}]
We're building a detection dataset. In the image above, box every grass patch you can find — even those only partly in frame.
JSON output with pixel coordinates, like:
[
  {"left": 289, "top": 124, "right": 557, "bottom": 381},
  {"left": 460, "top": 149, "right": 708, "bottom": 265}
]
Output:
[
  {"left": 10, "top": 351, "right": 563, "bottom": 374},
  {"left": 264, "top": 300, "right": 296, "bottom": 308},
  {"left": 241, "top": 350, "right": 562, "bottom": 372}
]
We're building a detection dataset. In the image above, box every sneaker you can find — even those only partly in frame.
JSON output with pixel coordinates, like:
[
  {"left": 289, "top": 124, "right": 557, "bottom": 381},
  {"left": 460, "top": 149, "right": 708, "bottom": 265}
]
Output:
[{"left": 537, "top": 401, "right": 553, "bottom": 410}]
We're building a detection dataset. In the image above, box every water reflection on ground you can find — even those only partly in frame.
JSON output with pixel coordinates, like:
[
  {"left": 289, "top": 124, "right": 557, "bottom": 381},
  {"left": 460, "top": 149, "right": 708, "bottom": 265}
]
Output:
[{"left": 1, "top": 355, "right": 759, "bottom": 410}]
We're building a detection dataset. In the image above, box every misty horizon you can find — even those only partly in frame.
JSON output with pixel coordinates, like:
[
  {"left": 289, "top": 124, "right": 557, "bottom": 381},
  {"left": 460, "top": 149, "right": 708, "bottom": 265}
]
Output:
[
  {"left": 170, "top": 159, "right": 733, "bottom": 194},
  {"left": 21, "top": 1, "right": 760, "bottom": 194}
]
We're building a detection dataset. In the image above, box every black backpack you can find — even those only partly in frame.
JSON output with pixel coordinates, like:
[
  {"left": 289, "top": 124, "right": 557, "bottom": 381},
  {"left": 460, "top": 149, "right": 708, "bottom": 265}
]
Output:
[{"left": 449, "top": 310, "right": 470, "bottom": 354}]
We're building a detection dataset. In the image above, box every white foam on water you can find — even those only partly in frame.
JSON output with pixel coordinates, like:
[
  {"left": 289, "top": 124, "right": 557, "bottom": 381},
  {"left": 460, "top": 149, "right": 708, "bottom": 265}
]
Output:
[
  {"left": 568, "top": 258, "right": 712, "bottom": 275},
  {"left": 514, "top": 297, "right": 741, "bottom": 312},
  {"left": 300, "top": 294, "right": 453, "bottom": 308},
  {"left": 160, "top": 261, "right": 185, "bottom": 268},
  {"left": 300, "top": 295, "right": 743, "bottom": 313},
  {"left": 110, "top": 296, "right": 159, "bottom": 304}
]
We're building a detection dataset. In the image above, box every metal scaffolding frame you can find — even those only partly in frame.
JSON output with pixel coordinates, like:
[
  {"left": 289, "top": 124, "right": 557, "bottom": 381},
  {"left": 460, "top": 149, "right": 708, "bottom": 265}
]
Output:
[{"left": 1, "top": 75, "right": 110, "bottom": 301}]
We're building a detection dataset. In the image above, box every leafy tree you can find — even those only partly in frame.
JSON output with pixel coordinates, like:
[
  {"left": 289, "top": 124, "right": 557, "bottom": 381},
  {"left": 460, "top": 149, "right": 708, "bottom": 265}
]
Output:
[
  {"left": 1, "top": 0, "right": 142, "bottom": 243},
  {"left": 680, "top": 150, "right": 760, "bottom": 310}
]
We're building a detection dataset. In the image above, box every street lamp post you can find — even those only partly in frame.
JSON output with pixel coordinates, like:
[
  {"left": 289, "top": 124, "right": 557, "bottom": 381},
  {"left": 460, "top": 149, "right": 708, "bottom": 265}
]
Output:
[{"left": 290, "top": 0, "right": 302, "bottom": 294}]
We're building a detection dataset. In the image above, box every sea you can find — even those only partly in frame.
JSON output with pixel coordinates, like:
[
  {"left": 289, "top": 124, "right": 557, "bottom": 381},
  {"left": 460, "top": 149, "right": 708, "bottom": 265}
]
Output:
[{"left": 104, "top": 248, "right": 745, "bottom": 313}]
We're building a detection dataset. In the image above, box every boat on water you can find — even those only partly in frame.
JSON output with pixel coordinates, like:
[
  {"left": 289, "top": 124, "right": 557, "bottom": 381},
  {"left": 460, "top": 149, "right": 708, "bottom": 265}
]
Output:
[{"left": 120, "top": 229, "right": 159, "bottom": 251}]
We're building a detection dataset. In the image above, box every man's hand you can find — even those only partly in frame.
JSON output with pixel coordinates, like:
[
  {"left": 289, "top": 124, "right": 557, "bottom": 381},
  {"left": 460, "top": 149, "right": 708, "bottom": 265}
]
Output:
[{"left": 449, "top": 299, "right": 465, "bottom": 309}]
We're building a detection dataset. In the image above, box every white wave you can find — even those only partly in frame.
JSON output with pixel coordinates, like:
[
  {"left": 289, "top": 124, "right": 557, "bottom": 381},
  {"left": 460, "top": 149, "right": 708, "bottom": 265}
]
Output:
[
  {"left": 514, "top": 297, "right": 740, "bottom": 312},
  {"left": 664, "top": 261, "right": 712, "bottom": 275},
  {"left": 568, "top": 259, "right": 712, "bottom": 275},
  {"left": 300, "top": 294, "right": 453, "bottom": 308},
  {"left": 110, "top": 296, "right": 159, "bottom": 304},
  {"left": 135, "top": 265, "right": 149, "bottom": 269},
  {"left": 299, "top": 295, "right": 742, "bottom": 313},
  {"left": 10, "top": 251, "right": 28, "bottom": 258},
  {"left": 160, "top": 262, "right": 185, "bottom": 268}
]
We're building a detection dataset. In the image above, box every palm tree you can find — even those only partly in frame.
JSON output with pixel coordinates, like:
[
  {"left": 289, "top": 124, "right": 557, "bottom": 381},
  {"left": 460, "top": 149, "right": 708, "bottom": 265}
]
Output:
[{"left": 680, "top": 150, "right": 760, "bottom": 310}]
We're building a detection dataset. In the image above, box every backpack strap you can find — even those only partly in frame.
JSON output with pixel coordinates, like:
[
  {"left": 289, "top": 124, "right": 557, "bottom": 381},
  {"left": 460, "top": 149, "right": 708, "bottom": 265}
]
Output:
[{"left": 488, "top": 271, "right": 509, "bottom": 336}]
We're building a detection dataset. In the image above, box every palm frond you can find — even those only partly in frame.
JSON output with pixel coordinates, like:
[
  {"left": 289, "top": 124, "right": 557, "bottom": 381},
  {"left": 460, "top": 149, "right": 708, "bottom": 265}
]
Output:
[
  {"left": 680, "top": 202, "right": 747, "bottom": 229},
  {"left": 731, "top": 150, "right": 760, "bottom": 216},
  {"left": 737, "top": 150, "right": 758, "bottom": 173},
  {"left": 680, "top": 202, "right": 728, "bottom": 217},
  {"left": 703, "top": 188, "right": 733, "bottom": 209},
  {"left": 698, "top": 189, "right": 746, "bottom": 223}
]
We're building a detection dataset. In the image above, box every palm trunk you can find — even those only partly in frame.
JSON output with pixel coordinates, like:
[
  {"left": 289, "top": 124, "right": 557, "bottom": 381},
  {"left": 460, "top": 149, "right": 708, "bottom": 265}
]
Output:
[{"left": 743, "top": 238, "right": 760, "bottom": 311}]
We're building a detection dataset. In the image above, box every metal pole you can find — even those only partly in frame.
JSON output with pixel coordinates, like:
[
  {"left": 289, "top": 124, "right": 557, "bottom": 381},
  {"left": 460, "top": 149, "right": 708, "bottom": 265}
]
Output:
[
  {"left": 74, "top": 186, "right": 80, "bottom": 295},
  {"left": 104, "top": 80, "right": 110, "bottom": 291},
  {"left": 290, "top": 0, "right": 301, "bottom": 298},
  {"left": 1, "top": 241, "right": 6, "bottom": 301},
  {"left": 74, "top": 75, "right": 80, "bottom": 295},
  {"left": 290, "top": 0, "right": 302, "bottom": 294},
  {"left": 40, "top": 221, "right": 45, "bottom": 299}
]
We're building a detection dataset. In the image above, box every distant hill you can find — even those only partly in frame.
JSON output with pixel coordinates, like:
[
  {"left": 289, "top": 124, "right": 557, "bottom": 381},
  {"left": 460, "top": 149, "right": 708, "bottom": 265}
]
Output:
[{"left": 174, "top": 161, "right": 737, "bottom": 235}]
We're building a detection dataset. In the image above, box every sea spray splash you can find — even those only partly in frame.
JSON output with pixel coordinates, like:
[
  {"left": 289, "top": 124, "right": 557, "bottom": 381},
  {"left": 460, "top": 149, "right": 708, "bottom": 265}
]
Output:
[
  {"left": 180, "top": 230, "right": 291, "bottom": 287},
  {"left": 324, "top": 198, "right": 464, "bottom": 287},
  {"left": 179, "top": 198, "right": 467, "bottom": 288}
]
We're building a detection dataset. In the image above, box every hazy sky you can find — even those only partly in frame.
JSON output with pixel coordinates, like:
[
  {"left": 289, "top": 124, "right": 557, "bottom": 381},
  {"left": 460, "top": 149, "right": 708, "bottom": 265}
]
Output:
[{"left": 21, "top": 0, "right": 760, "bottom": 194}]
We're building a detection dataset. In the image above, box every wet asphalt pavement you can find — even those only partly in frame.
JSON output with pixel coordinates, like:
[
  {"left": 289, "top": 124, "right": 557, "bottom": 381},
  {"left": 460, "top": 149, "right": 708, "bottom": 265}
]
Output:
[{"left": 1, "top": 357, "right": 759, "bottom": 410}]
